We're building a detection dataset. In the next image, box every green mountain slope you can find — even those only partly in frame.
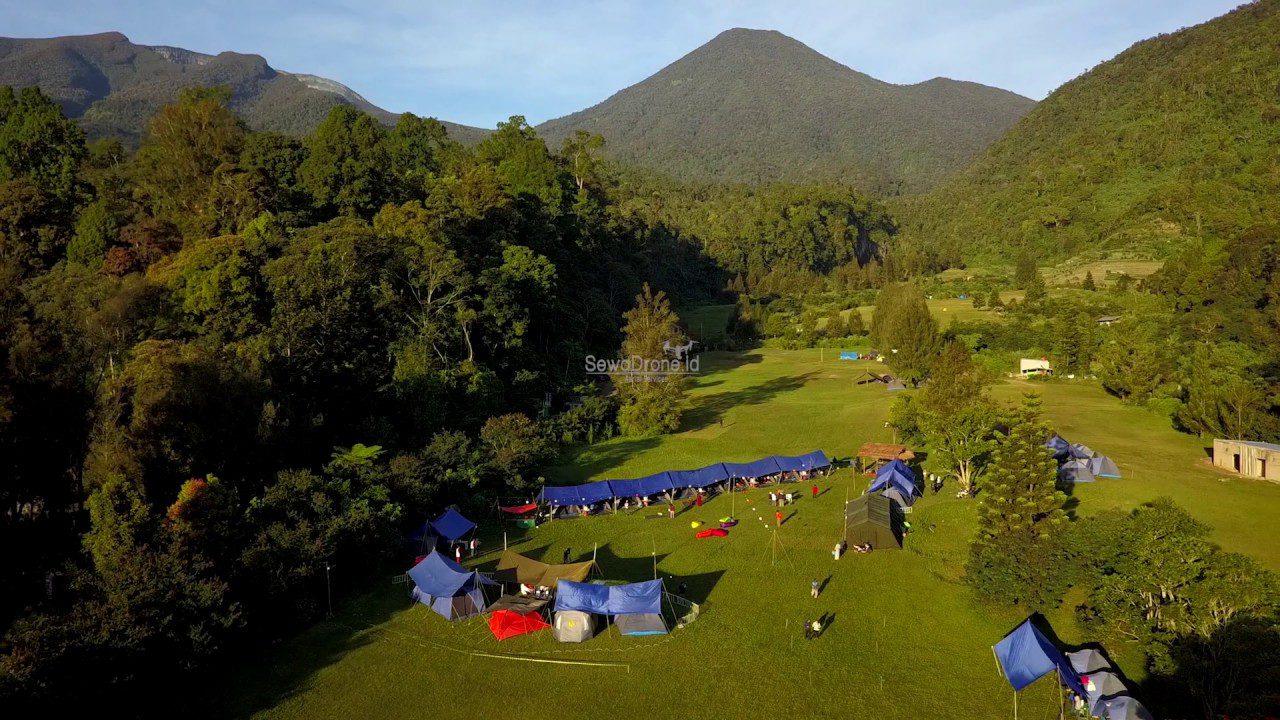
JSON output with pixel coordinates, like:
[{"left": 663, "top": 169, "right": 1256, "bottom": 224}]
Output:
[
  {"left": 0, "top": 32, "right": 487, "bottom": 145},
  {"left": 537, "top": 28, "right": 1035, "bottom": 194},
  {"left": 898, "top": 0, "right": 1280, "bottom": 260}
]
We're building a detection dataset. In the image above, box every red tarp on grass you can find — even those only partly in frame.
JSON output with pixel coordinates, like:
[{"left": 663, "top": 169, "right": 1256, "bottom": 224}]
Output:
[
  {"left": 500, "top": 503, "right": 539, "bottom": 514},
  {"left": 488, "top": 609, "right": 551, "bottom": 640},
  {"left": 695, "top": 528, "right": 729, "bottom": 539}
]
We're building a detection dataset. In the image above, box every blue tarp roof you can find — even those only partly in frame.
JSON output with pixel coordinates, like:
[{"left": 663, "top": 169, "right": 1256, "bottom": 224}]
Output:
[
  {"left": 407, "top": 550, "right": 495, "bottom": 598},
  {"left": 555, "top": 579, "right": 663, "bottom": 616},
  {"left": 723, "top": 457, "right": 782, "bottom": 478},
  {"left": 800, "top": 450, "right": 831, "bottom": 470},
  {"left": 429, "top": 507, "right": 476, "bottom": 543},
  {"left": 540, "top": 480, "right": 615, "bottom": 506},
  {"left": 670, "top": 463, "right": 729, "bottom": 488},
  {"left": 606, "top": 477, "right": 648, "bottom": 498},
  {"left": 868, "top": 459, "right": 917, "bottom": 497},
  {"left": 774, "top": 454, "right": 807, "bottom": 472},
  {"left": 994, "top": 619, "right": 1086, "bottom": 696},
  {"left": 635, "top": 471, "right": 675, "bottom": 495}
]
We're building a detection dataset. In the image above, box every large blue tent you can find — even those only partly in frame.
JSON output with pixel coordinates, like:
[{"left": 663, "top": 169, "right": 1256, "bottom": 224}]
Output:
[
  {"left": 799, "top": 450, "right": 831, "bottom": 471},
  {"left": 555, "top": 579, "right": 663, "bottom": 616},
  {"left": 1045, "top": 434, "right": 1071, "bottom": 460},
  {"left": 540, "top": 480, "right": 615, "bottom": 507},
  {"left": 407, "top": 550, "right": 496, "bottom": 621},
  {"left": 993, "top": 619, "right": 1086, "bottom": 696},
  {"left": 868, "top": 459, "right": 917, "bottom": 497},
  {"left": 670, "top": 463, "right": 729, "bottom": 489},
  {"left": 723, "top": 457, "right": 782, "bottom": 479},
  {"left": 428, "top": 507, "right": 476, "bottom": 543}
]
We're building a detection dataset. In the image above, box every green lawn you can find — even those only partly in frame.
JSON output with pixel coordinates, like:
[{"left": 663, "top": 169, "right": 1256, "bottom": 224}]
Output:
[{"left": 216, "top": 350, "right": 1280, "bottom": 720}]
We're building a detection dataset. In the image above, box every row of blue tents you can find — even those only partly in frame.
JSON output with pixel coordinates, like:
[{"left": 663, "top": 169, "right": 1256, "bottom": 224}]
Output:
[{"left": 538, "top": 450, "right": 831, "bottom": 507}]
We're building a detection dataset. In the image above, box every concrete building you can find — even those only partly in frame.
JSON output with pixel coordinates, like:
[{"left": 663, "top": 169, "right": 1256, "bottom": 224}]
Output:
[{"left": 1213, "top": 439, "right": 1280, "bottom": 482}]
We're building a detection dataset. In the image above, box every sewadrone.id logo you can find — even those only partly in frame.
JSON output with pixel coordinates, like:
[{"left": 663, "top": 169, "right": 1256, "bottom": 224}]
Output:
[{"left": 585, "top": 340, "right": 699, "bottom": 382}]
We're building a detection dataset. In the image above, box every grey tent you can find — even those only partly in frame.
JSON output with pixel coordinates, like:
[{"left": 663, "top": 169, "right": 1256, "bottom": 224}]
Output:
[
  {"left": 1089, "top": 455, "right": 1122, "bottom": 478},
  {"left": 1102, "top": 695, "right": 1153, "bottom": 720},
  {"left": 1059, "top": 458, "right": 1096, "bottom": 484},
  {"left": 553, "top": 610, "right": 595, "bottom": 643},
  {"left": 882, "top": 485, "right": 915, "bottom": 510},
  {"left": 1067, "top": 648, "right": 1112, "bottom": 675},
  {"left": 1084, "top": 671, "right": 1130, "bottom": 717},
  {"left": 615, "top": 612, "right": 667, "bottom": 636},
  {"left": 1069, "top": 442, "right": 1096, "bottom": 460},
  {"left": 844, "top": 494, "right": 902, "bottom": 549}
]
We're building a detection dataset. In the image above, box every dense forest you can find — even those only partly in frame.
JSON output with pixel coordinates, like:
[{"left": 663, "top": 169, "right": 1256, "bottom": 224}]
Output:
[
  {"left": 0, "top": 85, "right": 901, "bottom": 710},
  {"left": 897, "top": 0, "right": 1280, "bottom": 260}
]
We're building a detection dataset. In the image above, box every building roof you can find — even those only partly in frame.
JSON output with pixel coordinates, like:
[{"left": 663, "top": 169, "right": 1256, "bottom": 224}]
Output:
[
  {"left": 1234, "top": 439, "right": 1280, "bottom": 453},
  {"left": 857, "top": 442, "right": 915, "bottom": 461}
]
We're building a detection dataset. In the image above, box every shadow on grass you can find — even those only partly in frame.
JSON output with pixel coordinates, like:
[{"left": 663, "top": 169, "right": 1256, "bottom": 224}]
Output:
[
  {"left": 202, "top": 585, "right": 405, "bottom": 719},
  {"left": 595, "top": 544, "right": 725, "bottom": 605},
  {"left": 680, "top": 373, "right": 818, "bottom": 432},
  {"left": 549, "top": 435, "right": 664, "bottom": 483}
]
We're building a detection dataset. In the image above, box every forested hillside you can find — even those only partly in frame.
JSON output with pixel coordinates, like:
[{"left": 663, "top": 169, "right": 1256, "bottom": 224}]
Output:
[
  {"left": 898, "top": 0, "right": 1280, "bottom": 260},
  {"left": 538, "top": 28, "right": 1034, "bottom": 193},
  {"left": 0, "top": 32, "right": 488, "bottom": 145}
]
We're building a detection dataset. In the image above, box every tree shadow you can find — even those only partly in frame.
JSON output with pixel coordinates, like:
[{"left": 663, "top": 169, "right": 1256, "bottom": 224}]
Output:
[
  {"left": 1138, "top": 614, "right": 1280, "bottom": 720},
  {"left": 681, "top": 372, "right": 819, "bottom": 432},
  {"left": 547, "top": 435, "right": 663, "bottom": 483}
]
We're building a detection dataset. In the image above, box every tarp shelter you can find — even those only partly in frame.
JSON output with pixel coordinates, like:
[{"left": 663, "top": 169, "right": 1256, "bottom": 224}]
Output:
[
  {"left": 615, "top": 613, "right": 667, "bottom": 636},
  {"left": 1059, "top": 458, "right": 1096, "bottom": 484},
  {"left": 868, "top": 459, "right": 918, "bottom": 504},
  {"left": 500, "top": 503, "right": 539, "bottom": 515},
  {"left": 1045, "top": 434, "right": 1071, "bottom": 460},
  {"left": 669, "top": 464, "right": 729, "bottom": 489},
  {"left": 774, "top": 451, "right": 830, "bottom": 473},
  {"left": 843, "top": 493, "right": 902, "bottom": 549},
  {"left": 539, "top": 480, "right": 615, "bottom": 507},
  {"left": 993, "top": 619, "right": 1086, "bottom": 696},
  {"left": 1089, "top": 455, "right": 1121, "bottom": 478},
  {"left": 723, "top": 457, "right": 782, "bottom": 479},
  {"left": 553, "top": 610, "right": 594, "bottom": 643},
  {"left": 491, "top": 550, "right": 597, "bottom": 589},
  {"left": 799, "top": 450, "right": 831, "bottom": 471},
  {"left": 407, "top": 550, "right": 496, "bottom": 621},
  {"left": 488, "top": 609, "right": 550, "bottom": 640},
  {"left": 554, "top": 579, "right": 663, "bottom": 616},
  {"left": 428, "top": 507, "right": 476, "bottom": 543}
]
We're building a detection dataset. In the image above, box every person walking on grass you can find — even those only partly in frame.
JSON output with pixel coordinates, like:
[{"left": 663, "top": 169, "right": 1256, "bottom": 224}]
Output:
[
  {"left": 811, "top": 578, "right": 820, "bottom": 599},
  {"left": 812, "top": 483, "right": 818, "bottom": 499}
]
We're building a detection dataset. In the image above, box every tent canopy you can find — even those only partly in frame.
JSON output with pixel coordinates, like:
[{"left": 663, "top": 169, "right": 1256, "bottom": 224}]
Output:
[
  {"left": 1068, "top": 442, "right": 1096, "bottom": 460},
  {"left": 1059, "top": 458, "right": 1096, "bottom": 484},
  {"left": 492, "top": 550, "right": 597, "bottom": 588},
  {"left": 670, "top": 463, "right": 730, "bottom": 488},
  {"left": 615, "top": 613, "right": 667, "bottom": 636},
  {"left": 1089, "top": 455, "right": 1121, "bottom": 478},
  {"left": 1045, "top": 433, "right": 1071, "bottom": 459},
  {"left": 407, "top": 550, "right": 495, "bottom": 598},
  {"left": 993, "top": 619, "right": 1086, "bottom": 696},
  {"left": 539, "top": 480, "right": 615, "bottom": 506},
  {"left": 554, "top": 579, "right": 663, "bottom": 615},
  {"left": 723, "top": 457, "right": 782, "bottom": 478},
  {"left": 882, "top": 485, "right": 917, "bottom": 509},
  {"left": 429, "top": 507, "right": 476, "bottom": 543},
  {"left": 799, "top": 450, "right": 831, "bottom": 470},
  {"left": 844, "top": 494, "right": 902, "bottom": 549}
]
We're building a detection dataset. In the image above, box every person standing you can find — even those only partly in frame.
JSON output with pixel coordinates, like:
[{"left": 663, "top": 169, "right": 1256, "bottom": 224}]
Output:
[
  {"left": 668, "top": 502, "right": 676, "bottom": 519},
  {"left": 469, "top": 537, "right": 479, "bottom": 557},
  {"left": 776, "top": 510, "right": 783, "bottom": 528},
  {"left": 454, "top": 545, "right": 462, "bottom": 563},
  {"left": 563, "top": 547, "right": 572, "bottom": 563},
  {"left": 812, "top": 484, "right": 819, "bottom": 499},
  {"left": 695, "top": 492, "right": 703, "bottom": 508},
  {"left": 811, "top": 578, "right": 820, "bottom": 599}
]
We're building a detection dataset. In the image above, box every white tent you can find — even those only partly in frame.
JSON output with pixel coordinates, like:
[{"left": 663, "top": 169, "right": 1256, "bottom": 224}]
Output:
[{"left": 552, "top": 610, "right": 595, "bottom": 643}]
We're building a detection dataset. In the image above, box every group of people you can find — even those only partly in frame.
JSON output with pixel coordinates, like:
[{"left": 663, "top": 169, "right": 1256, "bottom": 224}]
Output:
[{"left": 452, "top": 537, "right": 481, "bottom": 563}]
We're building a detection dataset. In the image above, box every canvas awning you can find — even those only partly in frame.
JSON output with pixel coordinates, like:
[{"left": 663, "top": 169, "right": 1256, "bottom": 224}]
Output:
[
  {"left": 993, "top": 619, "right": 1086, "bottom": 696},
  {"left": 491, "top": 550, "right": 597, "bottom": 588}
]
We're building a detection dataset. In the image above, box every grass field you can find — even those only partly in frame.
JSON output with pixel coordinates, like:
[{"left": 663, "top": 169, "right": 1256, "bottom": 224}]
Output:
[{"left": 216, "top": 350, "right": 1280, "bottom": 720}]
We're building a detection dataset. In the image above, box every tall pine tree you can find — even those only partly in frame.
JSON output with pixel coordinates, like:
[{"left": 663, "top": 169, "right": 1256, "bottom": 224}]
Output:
[{"left": 615, "top": 284, "right": 687, "bottom": 436}]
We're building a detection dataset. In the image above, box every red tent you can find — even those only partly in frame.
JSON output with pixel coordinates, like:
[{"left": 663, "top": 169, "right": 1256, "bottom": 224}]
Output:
[{"left": 488, "top": 609, "right": 551, "bottom": 640}]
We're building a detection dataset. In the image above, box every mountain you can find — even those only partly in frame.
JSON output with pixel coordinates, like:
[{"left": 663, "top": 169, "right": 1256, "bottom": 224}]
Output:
[
  {"left": 0, "top": 32, "right": 488, "bottom": 145},
  {"left": 899, "top": 0, "right": 1280, "bottom": 260},
  {"left": 536, "top": 28, "right": 1035, "bottom": 193}
]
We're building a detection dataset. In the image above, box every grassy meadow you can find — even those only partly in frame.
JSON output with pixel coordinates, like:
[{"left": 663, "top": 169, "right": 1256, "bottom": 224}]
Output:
[{"left": 215, "top": 349, "right": 1280, "bottom": 720}]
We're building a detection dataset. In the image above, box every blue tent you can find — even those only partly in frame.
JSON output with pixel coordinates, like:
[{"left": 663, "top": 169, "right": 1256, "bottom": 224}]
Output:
[
  {"left": 1045, "top": 434, "right": 1071, "bottom": 460},
  {"left": 428, "top": 507, "right": 476, "bottom": 543},
  {"left": 723, "top": 457, "right": 782, "bottom": 479},
  {"left": 555, "top": 579, "right": 663, "bottom": 616},
  {"left": 540, "top": 480, "right": 615, "bottom": 507},
  {"left": 799, "top": 450, "right": 831, "bottom": 471},
  {"left": 868, "top": 459, "right": 917, "bottom": 498},
  {"left": 994, "top": 619, "right": 1086, "bottom": 696},
  {"left": 606, "top": 477, "right": 648, "bottom": 498},
  {"left": 407, "top": 550, "right": 496, "bottom": 621},
  {"left": 670, "top": 463, "right": 729, "bottom": 489},
  {"left": 635, "top": 471, "right": 675, "bottom": 495}
]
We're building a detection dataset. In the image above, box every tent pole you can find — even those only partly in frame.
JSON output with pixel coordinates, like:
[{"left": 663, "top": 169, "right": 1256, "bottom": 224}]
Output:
[
  {"left": 503, "top": 532, "right": 507, "bottom": 552},
  {"left": 651, "top": 535, "right": 657, "bottom": 580},
  {"left": 1013, "top": 690, "right": 1018, "bottom": 720}
]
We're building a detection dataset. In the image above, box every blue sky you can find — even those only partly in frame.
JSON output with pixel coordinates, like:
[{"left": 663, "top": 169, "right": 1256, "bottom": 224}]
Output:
[{"left": 4, "top": 0, "right": 1245, "bottom": 128}]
